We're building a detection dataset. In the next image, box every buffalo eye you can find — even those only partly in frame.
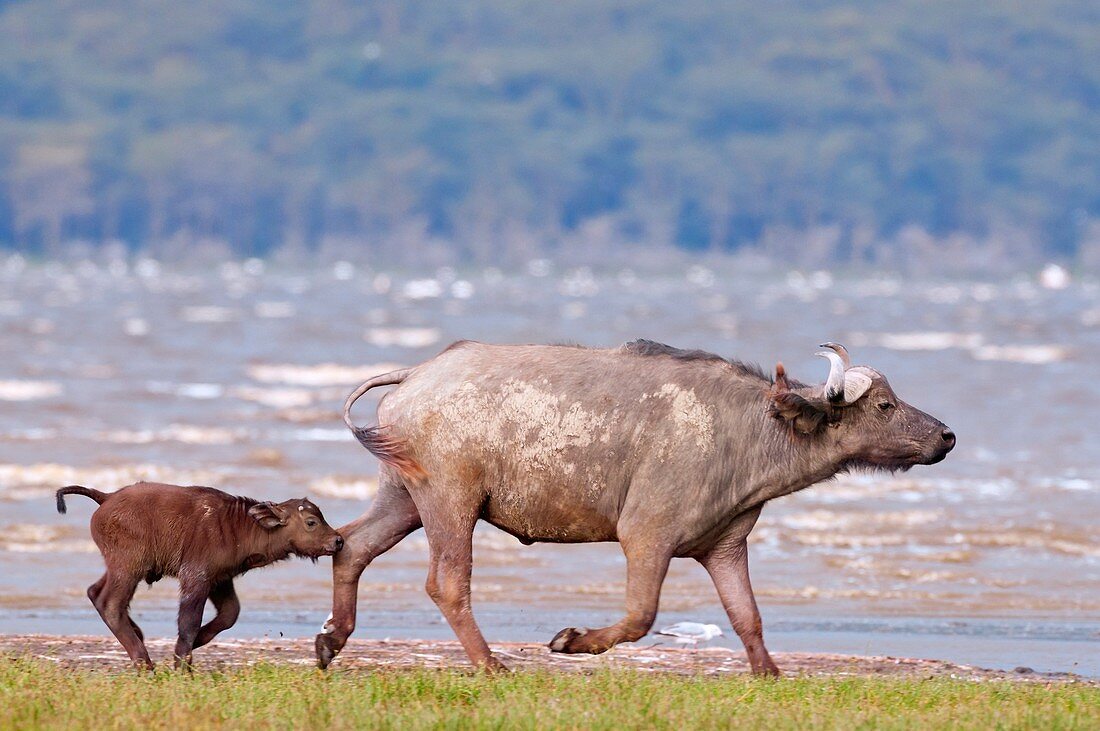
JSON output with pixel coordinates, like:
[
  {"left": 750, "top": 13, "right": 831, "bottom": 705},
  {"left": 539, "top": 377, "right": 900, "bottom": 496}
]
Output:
[
  {"left": 877, "top": 401, "right": 894, "bottom": 413},
  {"left": 305, "top": 518, "right": 318, "bottom": 528}
]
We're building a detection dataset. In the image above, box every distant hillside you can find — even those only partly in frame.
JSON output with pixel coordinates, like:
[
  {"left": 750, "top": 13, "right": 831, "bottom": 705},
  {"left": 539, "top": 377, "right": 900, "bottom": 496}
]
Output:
[{"left": 1, "top": 0, "right": 1099, "bottom": 266}]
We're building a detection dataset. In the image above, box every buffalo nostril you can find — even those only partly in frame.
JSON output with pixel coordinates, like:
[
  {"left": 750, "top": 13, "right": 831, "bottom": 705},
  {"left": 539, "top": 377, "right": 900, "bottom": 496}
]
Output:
[
  {"left": 942, "top": 430, "right": 956, "bottom": 446},
  {"left": 334, "top": 536, "right": 345, "bottom": 550}
]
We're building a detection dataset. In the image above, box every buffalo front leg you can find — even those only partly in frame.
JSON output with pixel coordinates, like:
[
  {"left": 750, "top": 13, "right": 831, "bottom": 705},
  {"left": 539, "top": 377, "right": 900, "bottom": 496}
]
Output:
[
  {"left": 422, "top": 510, "right": 505, "bottom": 672},
  {"left": 698, "top": 508, "right": 779, "bottom": 676},
  {"left": 174, "top": 580, "right": 212, "bottom": 669},
  {"left": 192, "top": 580, "right": 240, "bottom": 650},
  {"left": 549, "top": 542, "right": 672, "bottom": 655},
  {"left": 316, "top": 481, "right": 422, "bottom": 669}
]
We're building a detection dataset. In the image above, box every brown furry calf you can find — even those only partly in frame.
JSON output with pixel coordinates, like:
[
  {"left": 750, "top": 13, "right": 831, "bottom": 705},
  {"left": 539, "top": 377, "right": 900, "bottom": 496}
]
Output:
[{"left": 57, "top": 481, "right": 343, "bottom": 669}]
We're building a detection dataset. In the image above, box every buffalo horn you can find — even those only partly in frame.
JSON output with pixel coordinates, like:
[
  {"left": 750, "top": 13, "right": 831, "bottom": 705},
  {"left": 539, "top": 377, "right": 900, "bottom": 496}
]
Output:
[{"left": 817, "top": 350, "right": 846, "bottom": 402}]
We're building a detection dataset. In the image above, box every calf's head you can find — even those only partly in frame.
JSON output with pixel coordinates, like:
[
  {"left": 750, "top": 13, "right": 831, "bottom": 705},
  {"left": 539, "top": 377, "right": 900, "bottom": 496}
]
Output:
[
  {"left": 248, "top": 498, "right": 344, "bottom": 558},
  {"left": 771, "top": 343, "right": 955, "bottom": 471}
]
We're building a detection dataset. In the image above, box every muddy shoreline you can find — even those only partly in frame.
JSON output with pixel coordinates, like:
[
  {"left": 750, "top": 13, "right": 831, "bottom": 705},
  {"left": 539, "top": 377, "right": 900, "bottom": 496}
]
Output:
[{"left": 0, "top": 635, "right": 1088, "bottom": 684}]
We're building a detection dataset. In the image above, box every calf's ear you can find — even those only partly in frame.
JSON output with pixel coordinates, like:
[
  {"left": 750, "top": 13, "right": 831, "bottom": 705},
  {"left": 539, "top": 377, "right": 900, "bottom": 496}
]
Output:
[{"left": 249, "top": 502, "right": 288, "bottom": 529}]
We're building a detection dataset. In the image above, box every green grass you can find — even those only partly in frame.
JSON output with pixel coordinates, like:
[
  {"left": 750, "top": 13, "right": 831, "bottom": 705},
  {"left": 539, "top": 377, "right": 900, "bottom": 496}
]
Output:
[{"left": 0, "top": 659, "right": 1096, "bottom": 730}]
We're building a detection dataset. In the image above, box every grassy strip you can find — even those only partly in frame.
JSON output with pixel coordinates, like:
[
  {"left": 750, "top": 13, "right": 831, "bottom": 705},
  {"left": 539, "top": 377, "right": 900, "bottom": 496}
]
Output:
[{"left": 0, "top": 658, "right": 1096, "bottom": 730}]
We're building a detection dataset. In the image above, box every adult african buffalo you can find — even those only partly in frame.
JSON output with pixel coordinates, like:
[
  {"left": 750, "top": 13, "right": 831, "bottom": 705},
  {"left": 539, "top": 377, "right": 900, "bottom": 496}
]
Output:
[{"left": 316, "top": 340, "right": 954, "bottom": 675}]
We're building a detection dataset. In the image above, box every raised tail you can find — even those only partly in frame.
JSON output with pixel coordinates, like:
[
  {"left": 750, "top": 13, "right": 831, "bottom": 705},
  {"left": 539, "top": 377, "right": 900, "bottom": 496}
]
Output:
[
  {"left": 343, "top": 368, "right": 425, "bottom": 479},
  {"left": 55, "top": 485, "right": 109, "bottom": 514}
]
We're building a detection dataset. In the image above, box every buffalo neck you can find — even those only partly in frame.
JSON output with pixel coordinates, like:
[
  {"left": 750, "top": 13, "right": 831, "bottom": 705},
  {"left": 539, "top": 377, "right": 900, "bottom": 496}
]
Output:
[
  {"left": 716, "top": 381, "right": 845, "bottom": 507},
  {"left": 230, "top": 498, "right": 295, "bottom": 569}
]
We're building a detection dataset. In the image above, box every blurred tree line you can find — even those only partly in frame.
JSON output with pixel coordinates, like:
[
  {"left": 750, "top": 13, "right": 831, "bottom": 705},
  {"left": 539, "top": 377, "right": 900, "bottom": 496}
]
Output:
[{"left": 1, "top": 0, "right": 1099, "bottom": 268}]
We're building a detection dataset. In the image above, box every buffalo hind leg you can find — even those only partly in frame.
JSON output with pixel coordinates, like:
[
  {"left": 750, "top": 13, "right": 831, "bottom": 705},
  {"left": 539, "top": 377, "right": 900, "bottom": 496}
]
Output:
[
  {"left": 90, "top": 571, "right": 152, "bottom": 670},
  {"left": 87, "top": 574, "right": 106, "bottom": 605},
  {"left": 192, "top": 580, "right": 240, "bottom": 650},
  {"left": 550, "top": 542, "right": 672, "bottom": 655},
  {"left": 91, "top": 575, "right": 145, "bottom": 642},
  {"left": 699, "top": 507, "right": 779, "bottom": 676},
  {"left": 316, "top": 480, "right": 422, "bottom": 669},
  {"left": 422, "top": 507, "right": 505, "bottom": 672}
]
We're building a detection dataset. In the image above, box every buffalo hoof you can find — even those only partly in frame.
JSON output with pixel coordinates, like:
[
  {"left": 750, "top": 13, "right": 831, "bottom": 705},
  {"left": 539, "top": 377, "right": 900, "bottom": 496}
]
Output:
[
  {"left": 752, "top": 660, "right": 782, "bottom": 678},
  {"left": 315, "top": 633, "right": 340, "bottom": 669},
  {"left": 480, "top": 655, "right": 510, "bottom": 674},
  {"left": 548, "top": 627, "right": 604, "bottom": 654}
]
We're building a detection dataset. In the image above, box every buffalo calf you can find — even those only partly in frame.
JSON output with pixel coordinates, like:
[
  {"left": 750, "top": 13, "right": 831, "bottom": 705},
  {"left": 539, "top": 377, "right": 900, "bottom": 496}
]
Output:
[{"left": 57, "top": 481, "right": 343, "bottom": 669}]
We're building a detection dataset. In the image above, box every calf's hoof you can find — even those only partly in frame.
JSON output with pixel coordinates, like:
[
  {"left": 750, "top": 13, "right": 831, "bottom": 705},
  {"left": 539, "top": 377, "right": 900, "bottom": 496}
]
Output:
[
  {"left": 548, "top": 627, "right": 605, "bottom": 655},
  {"left": 315, "top": 632, "right": 340, "bottom": 669}
]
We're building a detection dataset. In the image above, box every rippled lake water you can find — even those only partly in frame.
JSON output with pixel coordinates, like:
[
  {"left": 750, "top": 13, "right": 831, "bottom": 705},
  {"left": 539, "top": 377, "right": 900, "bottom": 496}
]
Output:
[{"left": 0, "top": 255, "right": 1097, "bottom": 675}]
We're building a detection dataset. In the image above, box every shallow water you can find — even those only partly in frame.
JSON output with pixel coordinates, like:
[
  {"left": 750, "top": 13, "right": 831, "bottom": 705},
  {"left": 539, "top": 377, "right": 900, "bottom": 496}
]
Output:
[{"left": 0, "top": 257, "right": 1097, "bottom": 674}]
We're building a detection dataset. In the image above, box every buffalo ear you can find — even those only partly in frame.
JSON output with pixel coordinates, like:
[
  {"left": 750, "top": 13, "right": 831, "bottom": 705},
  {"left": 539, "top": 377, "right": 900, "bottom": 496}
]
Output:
[
  {"left": 774, "top": 362, "right": 789, "bottom": 392},
  {"left": 770, "top": 391, "right": 828, "bottom": 435},
  {"left": 770, "top": 361, "right": 831, "bottom": 433},
  {"left": 249, "top": 502, "right": 288, "bottom": 530}
]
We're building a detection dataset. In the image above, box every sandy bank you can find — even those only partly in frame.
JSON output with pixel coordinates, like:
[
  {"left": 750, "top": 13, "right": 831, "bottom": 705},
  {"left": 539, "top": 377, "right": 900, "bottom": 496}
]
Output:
[{"left": 0, "top": 635, "right": 1088, "bottom": 683}]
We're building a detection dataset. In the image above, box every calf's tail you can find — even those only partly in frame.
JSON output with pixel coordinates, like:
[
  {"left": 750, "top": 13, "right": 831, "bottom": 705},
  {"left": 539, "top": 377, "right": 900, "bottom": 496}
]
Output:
[
  {"left": 55, "top": 485, "right": 109, "bottom": 514},
  {"left": 343, "top": 368, "right": 426, "bottom": 480}
]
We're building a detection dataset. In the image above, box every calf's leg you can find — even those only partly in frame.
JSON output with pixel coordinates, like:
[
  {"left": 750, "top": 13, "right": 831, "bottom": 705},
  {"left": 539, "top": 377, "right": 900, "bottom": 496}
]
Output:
[
  {"left": 174, "top": 580, "right": 212, "bottom": 669},
  {"left": 92, "top": 574, "right": 145, "bottom": 642},
  {"left": 698, "top": 507, "right": 779, "bottom": 676},
  {"left": 316, "top": 480, "right": 422, "bottom": 669},
  {"left": 87, "top": 574, "right": 106, "bottom": 604},
  {"left": 91, "top": 570, "right": 152, "bottom": 669},
  {"left": 192, "top": 580, "right": 240, "bottom": 650},
  {"left": 549, "top": 540, "right": 672, "bottom": 655}
]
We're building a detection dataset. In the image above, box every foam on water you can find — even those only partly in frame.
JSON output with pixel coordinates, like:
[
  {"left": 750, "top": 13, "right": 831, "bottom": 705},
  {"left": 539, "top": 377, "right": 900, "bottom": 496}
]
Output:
[
  {"left": 230, "top": 385, "right": 316, "bottom": 409},
  {"left": 0, "top": 428, "right": 58, "bottom": 441},
  {"left": 286, "top": 428, "right": 349, "bottom": 442},
  {"left": 246, "top": 363, "right": 405, "bottom": 386},
  {"left": 0, "top": 524, "right": 96, "bottom": 554},
  {"left": 364, "top": 327, "right": 441, "bottom": 348},
  {"left": 123, "top": 317, "right": 149, "bottom": 337},
  {"left": 400, "top": 279, "right": 443, "bottom": 300},
  {"left": 254, "top": 301, "right": 296, "bottom": 318},
  {"left": 309, "top": 475, "right": 379, "bottom": 500},
  {"left": 268, "top": 407, "right": 334, "bottom": 424},
  {"left": 851, "top": 331, "right": 1068, "bottom": 364},
  {"left": 0, "top": 463, "right": 221, "bottom": 494},
  {"left": 1037, "top": 477, "right": 1095, "bottom": 492},
  {"left": 0, "top": 381, "right": 63, "bottom": 401},
  {"left": 146, "top": 382, "right": 225, "bottom": 399},
  {"left": 949, "top": 528, "right": 1100, "bottom": 558},
  {"left": 180, "top": 305, "right": 238, "bottom": 323},
  {"left": 971, "top": 344, "right": 1068, "bottom": 364},
  {"left": 96, "top": 424, "right": 246, "bottom": 445},
  {"left": 859, "top": 331, "right": 984, "bottom": 351},
  {"left": 145, "top": 380, "right": 351, "bottom": 408},
  {"left": 778, "top": 509, "right": 942, "bottom": 531}
]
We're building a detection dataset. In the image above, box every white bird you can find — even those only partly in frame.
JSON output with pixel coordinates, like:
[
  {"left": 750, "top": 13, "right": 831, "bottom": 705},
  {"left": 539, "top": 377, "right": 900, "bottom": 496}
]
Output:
[{"left": 654, "top": 622, "right": 724, "bottom": 646}]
